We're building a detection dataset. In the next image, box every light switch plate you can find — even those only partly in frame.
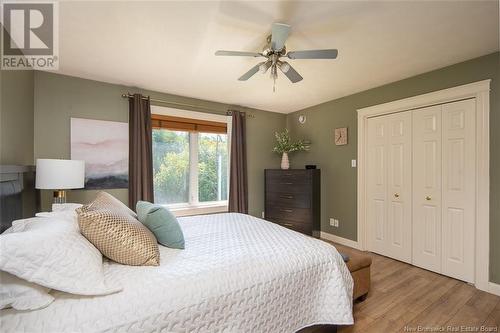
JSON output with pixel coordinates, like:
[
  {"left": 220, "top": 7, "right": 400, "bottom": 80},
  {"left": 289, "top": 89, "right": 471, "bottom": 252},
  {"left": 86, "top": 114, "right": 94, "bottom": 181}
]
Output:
[{"left": 351, "top": 159, "right": 357, "bottom": 168}]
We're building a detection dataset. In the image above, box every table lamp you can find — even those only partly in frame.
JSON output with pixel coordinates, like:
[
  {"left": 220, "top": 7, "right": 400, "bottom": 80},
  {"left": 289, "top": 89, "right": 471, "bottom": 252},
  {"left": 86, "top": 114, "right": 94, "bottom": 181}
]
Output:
[{"left": 35, "top": 159, "right": 85, "bottom": 203}]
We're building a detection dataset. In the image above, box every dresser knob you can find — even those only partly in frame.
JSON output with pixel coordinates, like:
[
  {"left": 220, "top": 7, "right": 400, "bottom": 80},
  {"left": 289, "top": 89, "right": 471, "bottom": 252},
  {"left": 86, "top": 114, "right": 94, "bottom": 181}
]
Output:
[
  {"left": 394, "top": 193, "right": 400, "bottom": 198},
  {"left": 425, "top": 196, "right": 431, "bottom": 201}
]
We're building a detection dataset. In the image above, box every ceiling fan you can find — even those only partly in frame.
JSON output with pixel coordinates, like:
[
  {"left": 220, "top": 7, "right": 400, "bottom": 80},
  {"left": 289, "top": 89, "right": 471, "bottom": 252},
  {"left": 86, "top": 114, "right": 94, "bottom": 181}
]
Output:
[{"left": 215, "top": 23, "right": 338, "bottom": 91}]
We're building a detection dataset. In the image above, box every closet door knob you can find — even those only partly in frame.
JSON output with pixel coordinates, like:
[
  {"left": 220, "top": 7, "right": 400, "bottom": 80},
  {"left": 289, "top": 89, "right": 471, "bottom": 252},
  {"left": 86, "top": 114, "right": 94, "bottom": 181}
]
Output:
[
  {"left": 425, "top": 196, "right": 431, "bottom": 201},
  {"left": 394, "top": 193, "right": 400, "bottom": 198}
]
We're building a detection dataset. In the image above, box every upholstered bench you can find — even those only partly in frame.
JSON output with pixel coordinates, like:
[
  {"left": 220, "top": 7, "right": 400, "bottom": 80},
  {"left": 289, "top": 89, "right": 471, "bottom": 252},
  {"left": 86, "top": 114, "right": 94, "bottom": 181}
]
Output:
[{"left": 344, "top": 251, "right": 372, "bottom": 301}]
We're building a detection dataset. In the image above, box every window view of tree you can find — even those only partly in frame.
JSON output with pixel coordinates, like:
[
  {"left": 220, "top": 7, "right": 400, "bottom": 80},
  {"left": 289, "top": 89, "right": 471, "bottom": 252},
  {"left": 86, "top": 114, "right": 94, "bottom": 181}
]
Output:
[
  {"left": 152, "top": 128, "right": 228, "bottom": 206},
  {"left": 152, "top": 129, "right": 189, "bottom": 204},
  {"left": 198, "top": 133, "right": 228, "bottom": 202}
]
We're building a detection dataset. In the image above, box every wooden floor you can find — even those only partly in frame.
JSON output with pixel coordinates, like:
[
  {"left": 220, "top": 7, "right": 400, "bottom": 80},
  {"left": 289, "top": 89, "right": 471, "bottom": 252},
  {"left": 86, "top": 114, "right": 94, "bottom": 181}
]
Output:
[
  {"left": 303, "top": 242, "right": 500, "bottom": 333},
  {"left": 337, "top": 243, "right": 500, "bottom": 332}
]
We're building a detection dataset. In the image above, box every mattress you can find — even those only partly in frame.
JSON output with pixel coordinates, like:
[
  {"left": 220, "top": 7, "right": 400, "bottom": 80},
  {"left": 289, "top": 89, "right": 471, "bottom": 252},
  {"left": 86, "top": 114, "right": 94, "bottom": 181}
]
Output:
[{"left": 0, "top": 213, "right": 353, "bottom": 333}]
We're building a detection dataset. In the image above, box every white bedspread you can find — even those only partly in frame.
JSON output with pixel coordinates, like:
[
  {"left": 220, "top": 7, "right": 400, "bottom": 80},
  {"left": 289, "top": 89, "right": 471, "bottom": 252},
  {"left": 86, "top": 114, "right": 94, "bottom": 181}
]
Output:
[{"left": 0, "top": 213, "right": 353, "bottom": 333}]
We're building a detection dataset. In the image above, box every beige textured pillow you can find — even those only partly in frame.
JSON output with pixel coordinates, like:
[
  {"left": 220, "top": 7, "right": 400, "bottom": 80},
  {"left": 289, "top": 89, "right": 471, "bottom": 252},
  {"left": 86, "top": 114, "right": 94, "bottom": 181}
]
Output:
[
  {"left": 76, "top": 205, "right": 160, "bottom": 266},
  {"left": 90, "top": 191, "right": 137, "bottom": 217}
]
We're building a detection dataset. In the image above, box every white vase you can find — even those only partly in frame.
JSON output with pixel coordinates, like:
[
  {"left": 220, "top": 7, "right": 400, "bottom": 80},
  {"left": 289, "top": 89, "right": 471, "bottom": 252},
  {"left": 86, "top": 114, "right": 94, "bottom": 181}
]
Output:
[{"left": 281, "top": 152, "right": 290, "bottom": 170}]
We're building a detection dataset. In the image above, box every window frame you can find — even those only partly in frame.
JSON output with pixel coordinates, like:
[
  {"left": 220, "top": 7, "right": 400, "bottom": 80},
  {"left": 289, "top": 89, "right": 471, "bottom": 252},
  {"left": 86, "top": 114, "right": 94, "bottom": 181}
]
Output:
[{"left": 151, "top": 106, "right": 231, "bottom": 216}]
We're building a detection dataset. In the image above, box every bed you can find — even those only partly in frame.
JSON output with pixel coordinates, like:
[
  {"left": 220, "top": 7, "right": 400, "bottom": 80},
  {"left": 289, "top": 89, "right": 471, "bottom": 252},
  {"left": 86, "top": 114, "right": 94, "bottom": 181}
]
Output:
[{"left": 0, "top": 212, "right": 353, "bottom": 333}]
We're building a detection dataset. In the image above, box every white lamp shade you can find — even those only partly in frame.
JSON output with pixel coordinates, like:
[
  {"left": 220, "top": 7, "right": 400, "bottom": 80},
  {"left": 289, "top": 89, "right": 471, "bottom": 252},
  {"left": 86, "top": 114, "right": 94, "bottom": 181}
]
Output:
[{"left": 36, "top": 159, "right": 85, "bottom": 190}]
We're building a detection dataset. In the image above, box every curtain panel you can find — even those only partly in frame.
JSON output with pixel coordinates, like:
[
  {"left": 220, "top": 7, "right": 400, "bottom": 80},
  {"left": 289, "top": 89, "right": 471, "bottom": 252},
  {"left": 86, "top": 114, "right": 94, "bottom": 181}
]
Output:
[
  {"left": 228, "top": 111, "right": 248, "bottom": 214},
  {"left": 128, "top": 94, "right": 154, "bottom": 208}
]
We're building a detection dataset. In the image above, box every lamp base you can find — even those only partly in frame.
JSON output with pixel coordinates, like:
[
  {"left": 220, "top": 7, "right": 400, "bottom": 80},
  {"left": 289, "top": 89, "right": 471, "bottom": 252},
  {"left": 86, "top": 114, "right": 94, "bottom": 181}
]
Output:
[{"left": 53, "top": 190, "right": 67, "bottom": 204}]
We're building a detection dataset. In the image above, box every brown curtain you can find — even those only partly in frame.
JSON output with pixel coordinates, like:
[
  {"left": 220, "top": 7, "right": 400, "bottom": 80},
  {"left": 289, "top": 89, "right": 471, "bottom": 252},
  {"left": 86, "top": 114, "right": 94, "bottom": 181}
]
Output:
[
  {"left": 228, "top": 111, "right": 248, "bottom": 214},
  {"left": 128, "top": 94, "right": 154, "bottom": 208}
]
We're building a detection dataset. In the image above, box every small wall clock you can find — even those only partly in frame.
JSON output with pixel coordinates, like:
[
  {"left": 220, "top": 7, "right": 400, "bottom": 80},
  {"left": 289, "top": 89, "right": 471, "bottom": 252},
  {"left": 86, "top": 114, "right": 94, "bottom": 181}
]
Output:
[{"left": 334, "top": 127, "right": 348, "bottom": 145}]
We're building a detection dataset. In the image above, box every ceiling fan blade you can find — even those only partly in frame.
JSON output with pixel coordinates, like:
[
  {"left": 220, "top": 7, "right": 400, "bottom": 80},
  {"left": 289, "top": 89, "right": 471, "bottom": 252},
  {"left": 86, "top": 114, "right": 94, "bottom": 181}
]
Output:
[
  {"left": 279, "top": 63, "right": 303, "bottom": 83},
  {"left": 238, "top": 62, "right": 265, "bottom": 81},
  {"left": 287, "top": 49, "right": 338, "bottom": 59},
  {"left": 271, "top": 23, "right": 290, "bottom": 51},
  {"left": 215, "top": 50, "right": 263, "bottom": 57}
]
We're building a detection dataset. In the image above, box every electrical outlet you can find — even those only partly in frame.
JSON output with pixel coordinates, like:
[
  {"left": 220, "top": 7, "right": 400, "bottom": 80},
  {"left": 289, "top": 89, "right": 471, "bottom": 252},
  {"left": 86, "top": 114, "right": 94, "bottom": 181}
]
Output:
[
  {"left": 330, "top": 218, "right": 339, "bottom": 227},
  {"left": 261, "top": 211, "right": 265, "bottom": 219},
  {"left": 329, "top": 218, "right": 335, "bottom": 226}
]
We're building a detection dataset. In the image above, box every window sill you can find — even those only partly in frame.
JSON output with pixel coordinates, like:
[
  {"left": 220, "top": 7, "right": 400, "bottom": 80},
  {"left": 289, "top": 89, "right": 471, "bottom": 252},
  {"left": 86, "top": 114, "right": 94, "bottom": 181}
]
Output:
[{"left": 166, "top": 202, "right": 228, "bottom": 217}]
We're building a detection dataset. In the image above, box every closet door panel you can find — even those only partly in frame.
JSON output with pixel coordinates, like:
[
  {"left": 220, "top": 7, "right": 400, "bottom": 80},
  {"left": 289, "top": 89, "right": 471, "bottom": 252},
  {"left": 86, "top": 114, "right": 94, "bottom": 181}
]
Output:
[
  {"left": 367, "top": 111, "right": 412, "bottom": 262},
  {"left": 367, "top": 117, "right": 388, "bottom": 255},
  {"left": 386, "top": 112, "right": 412, "bottom": 262},
  {"left": 441, "top": 99, "right": 475, "bottom": 282},
  {"left": 412, "top": 106, "right": 442, "bottom": 273}
]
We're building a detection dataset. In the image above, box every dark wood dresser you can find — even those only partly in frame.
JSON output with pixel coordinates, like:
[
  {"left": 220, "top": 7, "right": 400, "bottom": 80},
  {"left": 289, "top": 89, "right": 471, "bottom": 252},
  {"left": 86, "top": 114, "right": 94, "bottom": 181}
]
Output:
[{"left": 264, "top": 169, "right": 320, "bottom": 237}]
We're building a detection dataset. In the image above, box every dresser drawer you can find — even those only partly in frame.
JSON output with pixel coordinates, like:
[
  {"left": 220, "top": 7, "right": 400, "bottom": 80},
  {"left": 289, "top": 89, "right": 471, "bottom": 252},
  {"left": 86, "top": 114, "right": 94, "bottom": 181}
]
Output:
[
  {"left": 266, "top": 206, "right": 311, "bottom": 224},
  {"left": 268, "top": 217, "right": 312, "bottom": 235},
  {"left": 265, "top": 170, "right": 311, "bottom": 186},
  {"left": 265, "top": 191, "right": 310, "bottom": 209},
  {"left": 266, "top": 182, "right": 310, "bottom": 194}
]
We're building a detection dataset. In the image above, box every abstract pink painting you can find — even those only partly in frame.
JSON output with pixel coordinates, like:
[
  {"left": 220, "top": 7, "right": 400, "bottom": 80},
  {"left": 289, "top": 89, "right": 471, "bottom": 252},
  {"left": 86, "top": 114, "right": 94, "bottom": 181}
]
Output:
[{"left": 70, "top": 118, "right": 128, "bottom": 189}]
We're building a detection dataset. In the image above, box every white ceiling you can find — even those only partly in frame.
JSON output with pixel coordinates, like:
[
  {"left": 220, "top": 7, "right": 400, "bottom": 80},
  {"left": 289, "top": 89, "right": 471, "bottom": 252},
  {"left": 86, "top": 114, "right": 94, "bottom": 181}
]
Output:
[{"left": 56, "top": 0, "right": 499, "bottom": 113}]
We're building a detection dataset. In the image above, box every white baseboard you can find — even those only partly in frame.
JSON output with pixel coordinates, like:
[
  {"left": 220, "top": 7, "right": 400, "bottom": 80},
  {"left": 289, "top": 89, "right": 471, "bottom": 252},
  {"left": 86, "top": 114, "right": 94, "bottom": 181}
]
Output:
[
  {"left": 488, "top": 282, "right": 500, "bottom": 296},
  {"left": 320, "top": 231, "right": 362, "bottom": 250}
]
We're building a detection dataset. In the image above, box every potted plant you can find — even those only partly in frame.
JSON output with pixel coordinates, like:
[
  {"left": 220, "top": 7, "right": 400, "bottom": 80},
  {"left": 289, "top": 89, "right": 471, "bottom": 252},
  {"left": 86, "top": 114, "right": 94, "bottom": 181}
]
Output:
[{"left": 272, "top": 129, "right": 307, "bottom": 170}]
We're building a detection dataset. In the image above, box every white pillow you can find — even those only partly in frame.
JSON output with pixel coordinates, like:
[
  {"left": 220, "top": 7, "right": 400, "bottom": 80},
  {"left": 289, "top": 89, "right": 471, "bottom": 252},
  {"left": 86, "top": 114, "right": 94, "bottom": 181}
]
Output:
[
  {"left": 2, "top": 217, "right": 39, "bottom": 234},
  {"left": 51, "top": 203, "right": 83, "bottom": 212},
  {"left": 0, "top": 216, "right": 122, "bottom": 296},
  {"left": 31, "top": 204, "right": 83, "bottom": 227},
  {"left": 0, "top": 271, "right": 54, "bottom": 310},
  {"left": 36, "top": 210, "right": 80, "bottom": 225}
]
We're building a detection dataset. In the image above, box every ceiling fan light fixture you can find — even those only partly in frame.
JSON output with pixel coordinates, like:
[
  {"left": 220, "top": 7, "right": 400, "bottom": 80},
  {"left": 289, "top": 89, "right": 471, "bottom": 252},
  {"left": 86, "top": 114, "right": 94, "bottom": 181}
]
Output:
[
  {"left": 259, "top": 61, "right": 272, "bottom": 74},
  {"left": 278, "top": 61, "right": 291, "bottom": 73}
]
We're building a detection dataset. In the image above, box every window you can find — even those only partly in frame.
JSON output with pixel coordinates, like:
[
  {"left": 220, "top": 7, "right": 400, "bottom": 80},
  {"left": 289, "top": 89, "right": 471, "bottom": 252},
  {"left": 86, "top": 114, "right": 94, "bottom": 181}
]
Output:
[
  {"left": 152, "top": 129, "right": 190, "bottom": 204},
  {"left": 152, "top": 111, "right": 229, "bottom": 215},
  {"left": 198, "top": 133, "right": 228, "bottom": 202}
]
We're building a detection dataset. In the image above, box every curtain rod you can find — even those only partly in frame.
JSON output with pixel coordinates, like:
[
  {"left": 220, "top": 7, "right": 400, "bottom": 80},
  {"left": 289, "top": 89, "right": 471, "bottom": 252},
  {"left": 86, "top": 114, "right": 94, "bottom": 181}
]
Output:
[{"left": 121, "top": 93, "right": 255, "bottom": 118}]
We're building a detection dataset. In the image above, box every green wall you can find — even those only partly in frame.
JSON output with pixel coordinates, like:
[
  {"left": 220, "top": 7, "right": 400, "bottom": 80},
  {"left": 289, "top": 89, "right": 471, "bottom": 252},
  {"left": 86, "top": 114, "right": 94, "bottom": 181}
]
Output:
[
  {"left": 8, "top": 53, "right": 499, "bottom": 283},
  {"left": 33, "top": 71, "right": 285, "bottom": 216},
  {"left": 1, "top": 69, "right": 37, "bottom": 219},
  {"left": 287, "top": 52, "right": 499, "bottom": 283},
  {"left": 0, "top": 70, "right": 34, "bottom": 165}
]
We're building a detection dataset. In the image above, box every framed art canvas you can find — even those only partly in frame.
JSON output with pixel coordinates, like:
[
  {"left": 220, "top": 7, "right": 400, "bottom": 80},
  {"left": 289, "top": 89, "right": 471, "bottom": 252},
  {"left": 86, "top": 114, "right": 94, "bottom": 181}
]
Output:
[{"left": 71, "top": 118, "right": 128, "bottom": 189}]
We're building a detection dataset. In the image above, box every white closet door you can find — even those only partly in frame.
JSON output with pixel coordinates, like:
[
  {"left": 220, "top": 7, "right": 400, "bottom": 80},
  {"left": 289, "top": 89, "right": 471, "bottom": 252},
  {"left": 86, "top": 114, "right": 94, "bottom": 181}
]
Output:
[
  {"left": 441, "top": 99, "right": 476, "bottom": 282},
  {"left": 367, "top": 116, "right": 389, "bottom": 255},
  {"left": 386, "top": 112, "right": 412, "bottom": 262},
  {"left": 367, "top": 111, "right": 412, "bottom": 262},
  {"left": 412, "top": 105, "right": 442, "bottom": 273}
]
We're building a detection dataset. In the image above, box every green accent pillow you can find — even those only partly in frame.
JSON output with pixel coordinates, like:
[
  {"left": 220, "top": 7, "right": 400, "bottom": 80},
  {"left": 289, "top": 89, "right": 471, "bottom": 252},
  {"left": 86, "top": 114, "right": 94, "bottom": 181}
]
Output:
[{"left": 136, "top": 201, "right": 185, "bottom": 249}]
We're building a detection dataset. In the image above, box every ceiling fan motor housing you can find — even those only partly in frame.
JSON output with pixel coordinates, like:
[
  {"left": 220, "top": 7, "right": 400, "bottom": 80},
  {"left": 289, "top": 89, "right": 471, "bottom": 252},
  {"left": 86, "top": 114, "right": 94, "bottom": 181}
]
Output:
[{"left": 262, "top": 35, "right": 286, "bottom": 57}]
